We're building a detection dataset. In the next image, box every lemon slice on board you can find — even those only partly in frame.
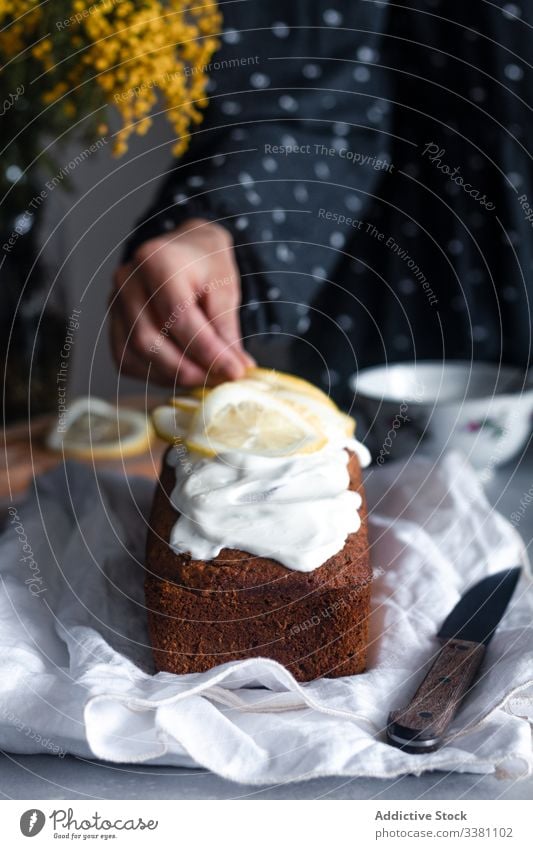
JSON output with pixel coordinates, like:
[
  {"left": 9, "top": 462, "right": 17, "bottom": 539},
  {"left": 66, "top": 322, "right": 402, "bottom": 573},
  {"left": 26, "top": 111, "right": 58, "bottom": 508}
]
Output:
[
  {"left": 245, "top": 367, "right": 338, "bottom": 410},
  {"left": 152, "top": 404, "right": 192, "bottom": 442},
  {"left": 46, "top": 397, "right": 152, "bottom": 460},
  {"left": 185, "top": 383, "right": 326, "bottom": 457}
]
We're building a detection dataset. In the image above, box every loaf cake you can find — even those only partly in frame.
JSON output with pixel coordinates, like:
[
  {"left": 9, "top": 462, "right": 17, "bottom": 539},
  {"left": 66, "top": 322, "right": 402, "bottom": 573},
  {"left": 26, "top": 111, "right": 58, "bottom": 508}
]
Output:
[{"left": 145, "top": 370, "right": 372, "bottom": 682}]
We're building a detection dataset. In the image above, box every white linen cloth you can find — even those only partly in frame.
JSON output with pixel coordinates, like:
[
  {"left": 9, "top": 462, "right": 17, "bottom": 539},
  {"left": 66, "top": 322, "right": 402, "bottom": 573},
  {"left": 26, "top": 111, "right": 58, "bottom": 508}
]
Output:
[{"left": 0, "top": 452, "right": 532, "bottom": 784}]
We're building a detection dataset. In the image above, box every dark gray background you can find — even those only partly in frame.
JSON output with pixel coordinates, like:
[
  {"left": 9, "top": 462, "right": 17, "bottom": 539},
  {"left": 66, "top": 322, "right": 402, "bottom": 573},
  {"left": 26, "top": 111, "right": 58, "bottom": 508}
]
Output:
[{"left": 47, "top": 117, "right": 173, "bottom": 401}]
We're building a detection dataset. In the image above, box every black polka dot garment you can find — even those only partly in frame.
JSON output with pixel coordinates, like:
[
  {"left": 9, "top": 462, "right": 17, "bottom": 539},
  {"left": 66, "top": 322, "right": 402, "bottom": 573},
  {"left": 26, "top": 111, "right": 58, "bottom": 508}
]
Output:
[{"left": 126, "top": 1, "right": 532, "bottom": 408}]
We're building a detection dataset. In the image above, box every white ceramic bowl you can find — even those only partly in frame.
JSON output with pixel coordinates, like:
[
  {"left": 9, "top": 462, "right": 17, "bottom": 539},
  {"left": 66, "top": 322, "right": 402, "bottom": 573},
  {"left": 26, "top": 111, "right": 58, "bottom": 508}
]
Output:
[{"left": 350, "top": 361, "right": 533, "bottom": 470}]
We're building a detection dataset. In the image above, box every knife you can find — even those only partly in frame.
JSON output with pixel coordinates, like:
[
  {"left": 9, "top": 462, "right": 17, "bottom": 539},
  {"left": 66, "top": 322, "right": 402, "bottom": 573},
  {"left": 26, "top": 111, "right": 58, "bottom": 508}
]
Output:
[{"left": 386, "top": 566, "right": 521, "bottom": 754}]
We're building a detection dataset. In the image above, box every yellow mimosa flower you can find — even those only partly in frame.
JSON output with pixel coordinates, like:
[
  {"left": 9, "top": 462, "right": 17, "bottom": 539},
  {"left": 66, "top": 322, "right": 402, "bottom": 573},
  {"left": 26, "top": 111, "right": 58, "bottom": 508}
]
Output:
[{"left": 1, "top": 0, "right": 221, "bottom": 157}]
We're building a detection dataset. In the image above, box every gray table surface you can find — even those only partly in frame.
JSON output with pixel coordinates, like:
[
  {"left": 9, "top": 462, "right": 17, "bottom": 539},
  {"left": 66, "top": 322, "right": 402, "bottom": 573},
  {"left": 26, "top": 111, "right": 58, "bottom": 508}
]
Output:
[{"left": 2, "top": 444, "right": 532, "bottom": 800}]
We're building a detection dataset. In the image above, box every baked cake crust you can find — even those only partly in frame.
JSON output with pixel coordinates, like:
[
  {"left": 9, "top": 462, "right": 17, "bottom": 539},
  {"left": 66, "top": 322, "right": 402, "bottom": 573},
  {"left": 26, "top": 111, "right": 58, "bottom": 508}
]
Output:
[{"left": 145, "top": 448, "right": 371, "bottom": 682}]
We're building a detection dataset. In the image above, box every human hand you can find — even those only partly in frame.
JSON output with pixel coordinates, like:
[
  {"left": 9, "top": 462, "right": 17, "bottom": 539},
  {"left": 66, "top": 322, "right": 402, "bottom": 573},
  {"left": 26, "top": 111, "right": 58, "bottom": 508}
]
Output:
[{"left": 110, "top": 218, "right": 254, "bottom": 387}]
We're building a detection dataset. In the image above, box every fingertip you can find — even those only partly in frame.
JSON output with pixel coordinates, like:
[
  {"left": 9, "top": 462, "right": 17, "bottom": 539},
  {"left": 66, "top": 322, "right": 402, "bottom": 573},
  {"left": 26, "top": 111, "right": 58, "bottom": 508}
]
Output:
[{"left": 214, "top": 355, "right": 246, "bottom": 381}]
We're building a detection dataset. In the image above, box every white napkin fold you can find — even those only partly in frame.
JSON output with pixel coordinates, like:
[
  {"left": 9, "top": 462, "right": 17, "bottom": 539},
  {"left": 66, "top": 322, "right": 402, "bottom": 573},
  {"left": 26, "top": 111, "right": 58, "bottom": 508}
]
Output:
[{"left": 0, "top": 452, "right": 532, "bottom": 784}]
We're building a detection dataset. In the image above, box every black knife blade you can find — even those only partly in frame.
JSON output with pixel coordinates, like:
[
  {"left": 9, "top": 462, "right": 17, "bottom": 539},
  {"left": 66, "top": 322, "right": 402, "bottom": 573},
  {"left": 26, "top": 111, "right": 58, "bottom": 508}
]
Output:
[
  {"left": 386, "top": 566, "right": 522, "bottom": 754},
  {"left": 438, "top": 567, "right": 521, "bottom": 645}
]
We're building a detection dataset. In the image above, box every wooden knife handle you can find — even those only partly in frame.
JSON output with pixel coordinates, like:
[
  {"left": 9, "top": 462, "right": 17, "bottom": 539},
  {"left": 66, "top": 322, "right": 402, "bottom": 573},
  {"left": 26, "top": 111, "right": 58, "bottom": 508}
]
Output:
[{"left": 387, "top": 638, "right": 486, "bottom": 753}]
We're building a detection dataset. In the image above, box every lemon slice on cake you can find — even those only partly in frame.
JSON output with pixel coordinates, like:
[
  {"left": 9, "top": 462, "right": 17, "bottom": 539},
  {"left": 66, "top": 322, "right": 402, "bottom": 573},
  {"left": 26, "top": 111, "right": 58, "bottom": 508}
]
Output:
[
  {"left": 185, "top": 382, "right": 326, "bottom": 457},
  {"left": 245, "top": 367, "right": 338, "bottom": 410},
  {"left": 46, "top": 397, "right": 152, "bottom": 459},
  {"left": 276, "top": 389, "right": 356, "bottom": 439},
  {"left": 169, "top": 395, "right": 201, "bottom": 412},
  {"left": 189, "top": 386, "right": 211, "bottom": 400},
  {"left": 152, "top": 404, "right": 194, "bottom": 442},
  {"left": 155, "top": 395, "right": 203, "bottom": 440}
]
